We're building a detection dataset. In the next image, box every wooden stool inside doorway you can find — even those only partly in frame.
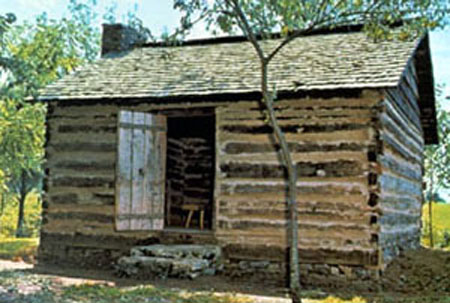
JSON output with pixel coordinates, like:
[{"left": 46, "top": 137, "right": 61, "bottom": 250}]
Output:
[{"left": 181, "top": 204, "right": 205, "bottom": 230}]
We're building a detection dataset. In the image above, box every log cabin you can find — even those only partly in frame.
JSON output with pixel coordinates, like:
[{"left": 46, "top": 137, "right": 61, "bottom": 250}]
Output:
[{"left": 36, "top": 24, "right": 437, "bottom": 288}]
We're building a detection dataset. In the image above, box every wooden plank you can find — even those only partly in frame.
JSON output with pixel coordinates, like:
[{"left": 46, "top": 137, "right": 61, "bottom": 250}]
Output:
[
  {"left": 141, "top": 113, "right": 153, "bottom": 230},
  {"left": 115, "top": 111, "right": 168, "bottom": 231},
  {"left": 151, "top": 115, "right": 167, "bottom": 230},
  {"left": 116, "top": 111, "right": 133, "bottom": 231},
  {"left": 130, "top": 112, "right": 146, "bottom": 230}
]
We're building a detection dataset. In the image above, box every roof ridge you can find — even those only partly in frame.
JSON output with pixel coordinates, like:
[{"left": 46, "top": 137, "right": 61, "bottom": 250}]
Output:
[{"left": 142, "top": 24, "right": 367, "bottom": 48}]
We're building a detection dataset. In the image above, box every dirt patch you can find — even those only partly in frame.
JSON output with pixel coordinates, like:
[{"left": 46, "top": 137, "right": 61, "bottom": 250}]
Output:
[
  {"left": 1, "top": 247, "right": 450, "bottom": 302},
  {"left": 381, "top": 248, "right": 450, "bottom": 295}
]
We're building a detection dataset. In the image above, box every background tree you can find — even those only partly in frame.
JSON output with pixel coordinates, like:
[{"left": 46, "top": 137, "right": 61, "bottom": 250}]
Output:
[
  {"left": 423, "top": 88, "right": 450, "bottom": 248},
  {"left": 173, "top": 1, "right": 450, "bottom": 302},
  {"left": 0, "top": 0, "right": 101, "bottom": 237},
  {"left": 0, "top": 0, "right": 148, "bottom": 238}
]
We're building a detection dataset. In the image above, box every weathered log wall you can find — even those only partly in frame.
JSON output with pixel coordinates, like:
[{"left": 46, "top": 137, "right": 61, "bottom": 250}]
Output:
[
  {"left": 214, "top": 92, "right": 383, "bottom": 267},
  {"left": 378, "top": 61, "right": 424, "bottom": 262},
  {"left": 39, "top": 86, "right": 424, "bottom": 282},
  {"left": 40, "top": 104, "right": 218, "bottom": 266}
]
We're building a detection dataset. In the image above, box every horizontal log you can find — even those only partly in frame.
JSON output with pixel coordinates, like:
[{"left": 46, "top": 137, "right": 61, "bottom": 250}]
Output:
[
  {"left": 218, "top": 116, "right": 372, "bottom": 128},
  {"left": 41, "top": 218, "right": 115, "bottom": 235},
  {"left": 219, "top": 177, "right": 368, "bottom": 196},
  {"left": 47, "top": 191, "right": 114, "bottom": 206},
  {"left": 380, "top": 113, "right": 423, "bottom": 156},
  {"left": 218, "top": 96, "right": 380, "bottom": 113},
  {"left": 48, "top": 142, "right": 116, "bottom": 152},
  {"left": 50, "top": 132, "right": 116, "bottom": 144},
  {"left": 219, "top": 128, "right": 375, "bottom": 144},
  {"left": 49, "top": 160, "right": 114, "bottom": 171},
  {"left": 220, "top": 207, "right": 370, "bottom": 225},
  {"left": 382, "top": 98, "right": 423, "bottom": 145},
  {"left": 57, "top": 124, "right": 116, "bottom": 133},
  {"left": 379, "top": 153, "right": 422, "bottom": 181},
  {"left": 50, "top": 105, "right": 117, "bottom": 118},
  {"left": 217, "top": 218, "right": 372, "bottom": 232},
  {"left": 46, "top": 154, "right": 116, "bottom": 171},
  {"left": 222, "top": 142, "right": 370, "bottom": 154},
  {"left": 378, "top": 211, "right": 420, "bottom": 227},
  {"left": 384, "top": 89, "right": 421, "bottom": 131},
  {"left": 378, "top": 193, "right": 421, "bottom": 212},
  {"left": 50, "top": 176, "right": 114, "bottom": 188},
  {"left": 381, "top": 132, "right": 422, "bottom": 164},
  {"left": 219, "top": 108, "right": 376, "bottom": 121},
  {"left": 46, "top": 211, "right": 114, "bottom": 224},
  {"left": 217, "top": 229, "right": 373, "bottom": 251},
  {"left": 48, "top": 193, "right": 79, "bottom": 205},
  {"left": 220, "top": 160, "right": 364, "bottom": 178},
  {"left": 218, "top": 193, "right": 369, "bottom": 210},
  {"left": 220, "top": 123, "right": 368, "bottom": 135},
  {"left": 379, "top": 173, "right": 422, "bottom": 197},
  {"left": 92, "top": 192, "right": 115, "bottom": 205},
  {"left": 39, "top": 231, "right": 154, "bottom": 250}
]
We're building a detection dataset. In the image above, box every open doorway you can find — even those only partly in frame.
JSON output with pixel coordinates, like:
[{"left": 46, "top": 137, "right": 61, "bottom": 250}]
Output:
[{"left": 165, "top": 114, "right": 215, "bottom": 230}]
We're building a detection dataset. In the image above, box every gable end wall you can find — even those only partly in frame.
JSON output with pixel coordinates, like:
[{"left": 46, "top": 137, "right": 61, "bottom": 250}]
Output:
[{"left": 378, "top": 60, "right": 424, "bottom": 264}]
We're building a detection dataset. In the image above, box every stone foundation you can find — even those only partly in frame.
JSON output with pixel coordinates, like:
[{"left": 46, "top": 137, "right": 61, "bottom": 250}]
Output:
[
  {"left": 116, "top": 245, "right": 222, "bottom": 279},
  {"left": 224, "top": 258, "right": 381, "bottom": 291}
]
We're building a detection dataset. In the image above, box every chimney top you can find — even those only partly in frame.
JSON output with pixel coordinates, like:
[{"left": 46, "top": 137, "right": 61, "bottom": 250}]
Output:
[{"left": 101, "top": 23, "right": 147, "bottom": 57}]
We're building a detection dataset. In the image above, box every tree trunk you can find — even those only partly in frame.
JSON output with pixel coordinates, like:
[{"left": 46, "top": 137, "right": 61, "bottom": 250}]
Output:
[
  {"left": 429, "top": 174, "right": 434, "bottom": 248},
  {"left": 15, "top": 171, "right": 27, "bottom": 238},
  {"left": 0, "top": 192, "right": 5, "bottom": 216},
  {"left": 260, "top": 62, "right": 301, "bottom": 303}
]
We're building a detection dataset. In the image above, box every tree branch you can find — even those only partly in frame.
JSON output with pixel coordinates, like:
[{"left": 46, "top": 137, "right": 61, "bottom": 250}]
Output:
[
  {"left": 225, "top": 0, "right": 267, "bottom": 62},
  {"left": 266, "top": 1, "right": 401, "bottom": 63}
]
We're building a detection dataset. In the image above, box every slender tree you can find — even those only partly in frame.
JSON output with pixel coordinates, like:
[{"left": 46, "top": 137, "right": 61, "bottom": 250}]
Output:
[{"left": 173, "top": 1, "right": 449, "bottom": 302}]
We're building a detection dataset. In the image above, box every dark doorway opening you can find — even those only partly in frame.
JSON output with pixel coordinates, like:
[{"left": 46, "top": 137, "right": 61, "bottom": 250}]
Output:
[{"left": 165, "top": 114, "right": 215, "bottom": 230}]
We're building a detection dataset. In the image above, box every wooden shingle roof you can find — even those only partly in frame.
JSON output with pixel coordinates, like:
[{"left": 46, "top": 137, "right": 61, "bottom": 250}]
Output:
[{"left": 38, "top": 31, "right": 421, "bottom": 101}]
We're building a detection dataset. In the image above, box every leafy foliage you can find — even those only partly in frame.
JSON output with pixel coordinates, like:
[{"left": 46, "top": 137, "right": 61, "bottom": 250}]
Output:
[
  {"left": 0, "top": 0, "right": 104, "bottom": 236},
  {"left": 424, "top": 97, "right": 450, "bottom": 199},
  {"left": 0, "top": 100, "right": 45, "bottom": 178},
  {"left": 174, "top": 0, "right": 450, "bottom": 42}
]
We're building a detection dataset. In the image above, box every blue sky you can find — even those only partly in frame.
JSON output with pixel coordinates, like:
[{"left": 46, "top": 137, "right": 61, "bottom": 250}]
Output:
[{"left": 1, "top": 0, "right": 450, "bottom": 98}]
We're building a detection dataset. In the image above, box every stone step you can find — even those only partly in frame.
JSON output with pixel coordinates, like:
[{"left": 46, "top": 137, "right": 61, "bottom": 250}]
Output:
[
  {"left": 131, "top": 244, "right": 221, "bottom": 260},
  {"left": 116, "top": 244, "right": 222, "bottom": 280}
]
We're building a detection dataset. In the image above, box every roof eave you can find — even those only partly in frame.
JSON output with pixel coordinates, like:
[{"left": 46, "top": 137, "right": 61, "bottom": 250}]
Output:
[{"left": 414, "top": 33, "right": 438, "bottom": 145}]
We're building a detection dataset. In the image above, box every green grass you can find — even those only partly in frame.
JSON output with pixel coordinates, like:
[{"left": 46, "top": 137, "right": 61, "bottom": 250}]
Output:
[
  {"left": 422, "top": 202, "right": 450, "bottom": 248},
  {"left": 0, "top": 237, "right": 38, "bottom": 260},
  {"left": 62, "top": 284, "right": 255, "bottom": 303}
]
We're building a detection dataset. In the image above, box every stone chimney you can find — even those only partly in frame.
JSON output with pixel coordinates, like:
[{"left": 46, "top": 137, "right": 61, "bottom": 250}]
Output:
[{"left": 101, "top": 24, "right": 147, "bottom": 57}]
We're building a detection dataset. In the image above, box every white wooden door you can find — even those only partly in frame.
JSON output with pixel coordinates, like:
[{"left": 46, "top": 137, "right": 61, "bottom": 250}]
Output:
[{"left": 115, "top": 110, "right": 167, "bottom": 231}]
